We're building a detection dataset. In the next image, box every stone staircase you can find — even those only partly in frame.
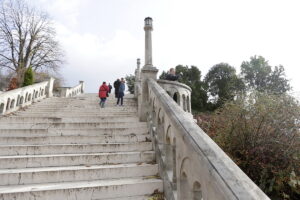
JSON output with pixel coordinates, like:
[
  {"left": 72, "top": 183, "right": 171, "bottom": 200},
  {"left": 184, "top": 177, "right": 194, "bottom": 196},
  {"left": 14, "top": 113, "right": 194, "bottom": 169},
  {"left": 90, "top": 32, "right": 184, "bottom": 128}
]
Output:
[{"left": 0, "top": 94, "right": 163, "bottom": 200}]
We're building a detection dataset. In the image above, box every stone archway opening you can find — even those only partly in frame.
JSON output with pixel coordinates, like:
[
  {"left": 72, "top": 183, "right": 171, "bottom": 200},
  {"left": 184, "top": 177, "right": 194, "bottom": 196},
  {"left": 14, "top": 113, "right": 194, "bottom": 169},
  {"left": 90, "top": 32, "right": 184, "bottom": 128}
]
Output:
[
  {"left": 19, "top": 96, "right": 24, "bottom": 105},
  {"left": 10, "top": 99, "right": 15, "bottom": 109},
  {"left": 182, "top": 94, "right": 186, "bottom": 111},
  {"left": 193, "top": 181, "right": 203, "bottom": 200},
  {"left": 173, "top": 92, "right": 180, "bottom": 106},
  {"left": 0, "top": 103, "right": 4, "bottom": 114},
  {"left": 180, "top": 171, "right": 191, "bottom": 199},
  {"left": 6, "top": 98, "right": 10, "bottom": 110},
  {"left": 187, "top": 96, "right": 191, "bottom": 112}
]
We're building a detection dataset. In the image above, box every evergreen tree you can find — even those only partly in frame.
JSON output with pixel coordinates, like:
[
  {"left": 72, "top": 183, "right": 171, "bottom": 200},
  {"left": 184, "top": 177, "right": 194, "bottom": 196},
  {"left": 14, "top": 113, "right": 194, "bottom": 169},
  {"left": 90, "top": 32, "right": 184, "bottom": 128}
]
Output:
[
  {"left": 23, "top": 67, "right": 34, "bottom": 87},
  {"left": 125, "top": 74, "right": 135, "bottom": 94}
]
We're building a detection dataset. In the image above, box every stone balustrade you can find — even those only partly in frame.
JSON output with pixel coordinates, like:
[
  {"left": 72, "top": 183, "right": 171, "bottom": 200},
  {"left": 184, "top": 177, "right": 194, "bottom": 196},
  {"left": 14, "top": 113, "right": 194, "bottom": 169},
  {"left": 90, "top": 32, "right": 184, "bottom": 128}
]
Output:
[
  {"left": 141, "top": 78, "right": 269, "bottom": 200},
  {"left": 57, "top": 81, "right": 84, "bottom": 97},
  {"left": 157, "top": 79, "right": 192, "bottom": 113},
  {"left": 0, "top": 78, "right": 54, "bottom": 115}
]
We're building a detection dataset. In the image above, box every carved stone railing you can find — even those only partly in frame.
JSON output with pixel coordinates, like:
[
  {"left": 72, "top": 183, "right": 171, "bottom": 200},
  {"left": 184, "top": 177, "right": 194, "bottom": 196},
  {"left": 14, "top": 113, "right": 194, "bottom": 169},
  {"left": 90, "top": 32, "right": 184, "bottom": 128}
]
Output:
[
  {"left": 143, "top": 78, "right": 269, "bottom": 200},
  {"left": 157, "top": 79, "right": 192, "bottom": 114},
  {"left": 57, "top": 81, "right": 84, "bottom": 97},
  {"left": 0, "top": 78, "right": 55, "bottom": 115}
]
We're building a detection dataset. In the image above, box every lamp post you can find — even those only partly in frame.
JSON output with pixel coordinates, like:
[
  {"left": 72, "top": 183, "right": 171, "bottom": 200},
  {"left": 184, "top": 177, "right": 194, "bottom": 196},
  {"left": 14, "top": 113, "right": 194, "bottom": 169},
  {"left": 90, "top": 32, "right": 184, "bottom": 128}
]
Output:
[
  {"left": 144, "top": 17, "right": 154, "bottom": 69},
  {"left": 139, "top": 17, "right": 158, "bottom": 121}
]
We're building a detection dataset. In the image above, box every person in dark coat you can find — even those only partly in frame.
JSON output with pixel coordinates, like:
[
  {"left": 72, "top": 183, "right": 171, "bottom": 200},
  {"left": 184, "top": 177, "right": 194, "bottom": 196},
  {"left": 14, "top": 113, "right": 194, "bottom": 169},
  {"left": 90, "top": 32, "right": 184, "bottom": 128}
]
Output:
[
  {"left": 99, "top": 82, "right": 109, "bottom": 108},
  {"left": 166, "top": 68, "right": 179, "bottom": 81},
  {"left": 117, "top": 78, "right": 125, "bottom": 106},
  {"left": 113, "top": 79, "right": 121, "bottom": 98},
  {"left": 108, "top": 83, "right": 112, "bottom": 94}
]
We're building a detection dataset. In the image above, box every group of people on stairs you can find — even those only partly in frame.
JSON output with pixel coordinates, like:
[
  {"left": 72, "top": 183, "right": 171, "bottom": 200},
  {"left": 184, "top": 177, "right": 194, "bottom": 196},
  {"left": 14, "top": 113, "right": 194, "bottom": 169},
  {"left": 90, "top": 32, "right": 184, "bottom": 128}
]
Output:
[{"left": 98, "top": 78, "right": 125, "bottom": 108}]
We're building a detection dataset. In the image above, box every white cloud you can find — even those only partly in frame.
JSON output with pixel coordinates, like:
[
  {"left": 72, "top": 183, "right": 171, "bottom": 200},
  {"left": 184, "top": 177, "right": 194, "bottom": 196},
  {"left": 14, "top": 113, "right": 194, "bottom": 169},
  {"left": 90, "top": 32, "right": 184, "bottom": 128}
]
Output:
[{"left": 32, "top": 0, "right": 300, "bottom": 95}]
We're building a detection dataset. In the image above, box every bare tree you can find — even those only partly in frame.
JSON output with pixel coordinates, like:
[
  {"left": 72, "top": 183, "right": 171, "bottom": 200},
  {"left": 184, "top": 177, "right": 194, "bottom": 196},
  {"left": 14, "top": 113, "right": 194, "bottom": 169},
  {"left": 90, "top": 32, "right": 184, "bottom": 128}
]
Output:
[{"left": 0, "top": 0, "right": 63, "bottom": 86}]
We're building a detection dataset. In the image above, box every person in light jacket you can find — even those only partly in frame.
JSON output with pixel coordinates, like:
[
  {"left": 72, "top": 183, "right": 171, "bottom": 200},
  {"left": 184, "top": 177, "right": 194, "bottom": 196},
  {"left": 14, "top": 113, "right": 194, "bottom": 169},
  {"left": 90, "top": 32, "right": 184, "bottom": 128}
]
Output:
[
  {"left": 99, "top": 82, "right": 109, "bottom": 108},
  {"left": 117, "top": 78, "right": 125, "bottom": 106}
]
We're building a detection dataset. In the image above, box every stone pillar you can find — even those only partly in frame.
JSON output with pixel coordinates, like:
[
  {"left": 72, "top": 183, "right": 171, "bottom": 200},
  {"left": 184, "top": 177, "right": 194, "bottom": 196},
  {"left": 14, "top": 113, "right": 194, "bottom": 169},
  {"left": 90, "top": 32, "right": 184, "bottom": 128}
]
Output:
[
  {"left": 136, "top": 58, "right": 141, "bottom": 80},
  {"left": 139, "top": 17, "right": 158, "bottom": 121},
  {"left": 144, "top": 17, "right": 153, "bottom": 68},
  {"left": 134, "top": 58, "right": 141, "bottom": 98},
  {"left": 79, "top": 81, "right": 85, "bottom": 93},
  {"left": 46, "top": 77, "right": 55, "bottom": 98}
]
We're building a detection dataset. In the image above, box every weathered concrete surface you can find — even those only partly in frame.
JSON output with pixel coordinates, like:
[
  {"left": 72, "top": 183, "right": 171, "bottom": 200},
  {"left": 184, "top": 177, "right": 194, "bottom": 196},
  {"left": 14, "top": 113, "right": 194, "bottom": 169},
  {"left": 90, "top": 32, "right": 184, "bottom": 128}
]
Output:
[
  {"left": 0, "top": 135, "right": 149, "bottom": 145},
  {"left": 0, "top": 94, "right": 162, "bottom": 199},
  {"left": 0, "top": 178, "right": 162, "bottom": 200},
  {"left": 0, "top": 142, "right": 153, "bottom": 156},
  {"left": 0, "top": 163, "right": 158, "bottom": 185}
]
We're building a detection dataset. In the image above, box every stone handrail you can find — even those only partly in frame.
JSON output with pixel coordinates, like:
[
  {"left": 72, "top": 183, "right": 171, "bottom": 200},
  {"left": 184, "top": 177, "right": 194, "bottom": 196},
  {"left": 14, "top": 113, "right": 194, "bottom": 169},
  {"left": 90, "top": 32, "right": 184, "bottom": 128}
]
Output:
[
  {"left": 0, "top": 78, "right": 54, "bottom": 115},
  {"left": 158, "top": 79, "right": 191, "bottom": 91},
  {"left": 145, "top": 78, "right": 269, "bottom": 200},
  {"left": 57, "top": 81, "right": 84, "bottom": 97}
]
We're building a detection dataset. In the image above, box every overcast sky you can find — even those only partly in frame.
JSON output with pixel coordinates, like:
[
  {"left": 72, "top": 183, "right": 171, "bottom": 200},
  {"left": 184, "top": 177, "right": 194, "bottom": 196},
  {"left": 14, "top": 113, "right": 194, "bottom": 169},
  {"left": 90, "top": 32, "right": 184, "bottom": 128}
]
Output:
[{"left": 32, "top": 0, "right": 300, "bottom": 95}]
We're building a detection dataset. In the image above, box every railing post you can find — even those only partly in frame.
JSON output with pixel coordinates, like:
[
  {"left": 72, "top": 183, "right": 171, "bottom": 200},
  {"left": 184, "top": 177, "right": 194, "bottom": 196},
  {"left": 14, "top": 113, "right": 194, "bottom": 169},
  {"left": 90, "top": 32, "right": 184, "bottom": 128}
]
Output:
[
  {"left": 139, "top": 68, "right": 157, "bottom": 121},
  {"left": 79, "top": 81, "right": 85, "bottom": 93},
  {"left": 46, "top": 77, "right": 55, "bottom": 98}
]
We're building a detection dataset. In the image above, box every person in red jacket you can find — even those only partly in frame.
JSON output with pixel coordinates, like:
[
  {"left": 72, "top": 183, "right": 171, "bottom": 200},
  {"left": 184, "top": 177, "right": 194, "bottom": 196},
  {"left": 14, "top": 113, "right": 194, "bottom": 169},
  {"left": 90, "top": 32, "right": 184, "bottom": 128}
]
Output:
[{"left": 98, "top": 82, "right": 109, "bottom": 108}]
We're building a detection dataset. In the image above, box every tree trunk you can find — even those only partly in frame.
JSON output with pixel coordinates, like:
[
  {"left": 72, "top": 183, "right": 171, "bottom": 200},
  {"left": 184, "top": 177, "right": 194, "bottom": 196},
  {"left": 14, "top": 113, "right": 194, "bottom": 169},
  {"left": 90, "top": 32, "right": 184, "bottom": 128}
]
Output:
[{"left": 16, "top": 67, "right": 26, "bottom": 87}]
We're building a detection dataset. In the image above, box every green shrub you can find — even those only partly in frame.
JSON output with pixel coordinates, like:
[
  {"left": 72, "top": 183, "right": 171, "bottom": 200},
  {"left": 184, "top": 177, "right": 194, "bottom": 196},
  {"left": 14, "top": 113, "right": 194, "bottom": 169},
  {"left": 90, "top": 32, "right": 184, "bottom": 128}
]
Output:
[
  {"left": 125, "top": 74, "right": 135, "bottom": 94},
  {"left": 203, "top": 92, "right": 300, "bottom": 199},
  {"left": 23, "top": 67, "right": 34, "bottom": 86}
]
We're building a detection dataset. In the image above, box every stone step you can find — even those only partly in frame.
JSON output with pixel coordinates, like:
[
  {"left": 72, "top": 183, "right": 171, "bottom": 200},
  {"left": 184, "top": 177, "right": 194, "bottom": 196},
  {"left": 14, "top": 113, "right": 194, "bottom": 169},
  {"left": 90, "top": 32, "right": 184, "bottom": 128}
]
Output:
[
  {"left": 96, "top": 195, "right": 156, "bottom": 200},
  {"left": 0, "top": 116, "right": 140, "bottom": 123},
  {"left": 29, "top": 99, "right": 136, "bottom": 102},
  {"left": 16, "top": 110, "right": 138, "bottom": 114},
  {"left": 0, "top": 142, "right": 153, "bottom": 156},
  {"left": 30, "top": 102, "right": 138, "bottom": 107},
  {"left": 10, "top": 114, "right": 139, "bottom": 118},
  {"left": 0, "top": 151, "right": 155, "bottom": 169},
  {"left": 0, "top": 122, "right": 147, "bottom": 129},
  {"left": 0, "top": 177, "right": 163, "bottom": 200},
  {"left": 14, "top": 112, "right": 138, "bottom": 116},
  {"left": 0, "top": 127, "right": 148, "bottom": 137},
  {"left": 28, "top": 104, "right": 138, "bottom": 108},
  {"left": 0, "top": 135, "right": 150, "bottom": 145},
  {"left": 23, "top": 105, "right": 138, "bottom": 109},
  {"left": 21, "top": 108, "right": 137, "bottom": 111},
  {"left": 0, "top": 163, "right": 158, "bottom": 185},
  {"left": 38, "top": 98, "right": 136, "bottom": 102},
  {"left": 16, "top": 106, "right": 137, "bottom": 110}
]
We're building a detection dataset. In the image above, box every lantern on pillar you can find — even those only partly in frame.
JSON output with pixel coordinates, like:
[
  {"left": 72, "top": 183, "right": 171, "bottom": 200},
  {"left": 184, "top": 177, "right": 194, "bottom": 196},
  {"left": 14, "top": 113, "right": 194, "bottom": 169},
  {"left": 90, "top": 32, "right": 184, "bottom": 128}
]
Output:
[{"left": 144, "top": 17, "right": 153, "bottom": 27}]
